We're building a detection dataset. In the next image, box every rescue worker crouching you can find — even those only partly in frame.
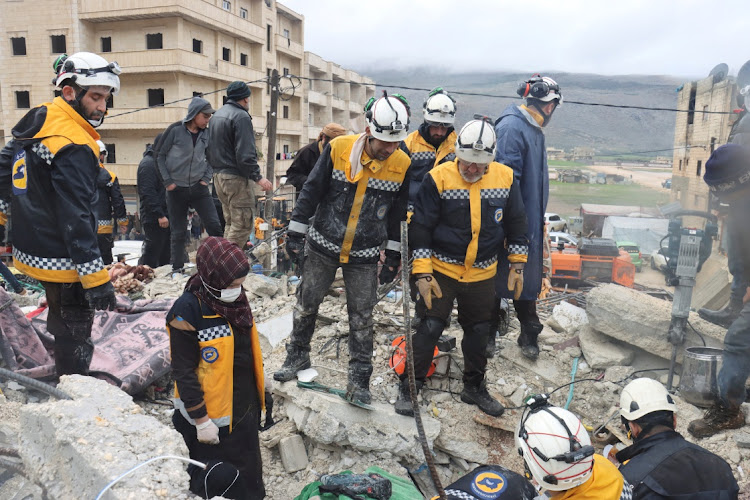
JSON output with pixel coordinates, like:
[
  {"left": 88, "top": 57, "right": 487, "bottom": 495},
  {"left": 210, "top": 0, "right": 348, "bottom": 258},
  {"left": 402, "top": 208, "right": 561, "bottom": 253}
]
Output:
[
  {"left": 0, "top": 52, "right": 119, "bottom": 376},
  {"left": 274, "top": 93, "right": 412, "bottom": 405},
  {"left": 94, "top": 140, "right": 128, "bottom": 264},
  {"left": 396, "top": 118, "right": 528, "bottom": 417}
]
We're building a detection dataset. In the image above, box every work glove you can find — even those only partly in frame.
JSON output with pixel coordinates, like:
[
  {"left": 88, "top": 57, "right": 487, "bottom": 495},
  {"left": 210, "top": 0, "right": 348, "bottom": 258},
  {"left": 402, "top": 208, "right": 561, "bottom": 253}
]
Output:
[
  {"left": 85, "top": 281, "right": 117, "bottom": 311},
  {"left": 196, "top": 419, "right": 220, "bottom": 445},
  {"left": 415, "top": 273, "right": 442, "bottom": 310},
  {"left": 507, "top": 263, "right": 524, "bottom": 300},
  {"left": 285, "top": 231, "right": 305, "bottom": 265},
  {"left": 378, "top": 250, "right": 401, "bottom": 285}
]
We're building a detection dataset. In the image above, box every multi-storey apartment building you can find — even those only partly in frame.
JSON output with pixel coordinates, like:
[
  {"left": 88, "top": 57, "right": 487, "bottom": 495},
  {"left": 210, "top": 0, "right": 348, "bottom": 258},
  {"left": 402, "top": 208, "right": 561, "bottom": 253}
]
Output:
[{"left": 1, "top": 0, "right": 374, "bottom": 210}]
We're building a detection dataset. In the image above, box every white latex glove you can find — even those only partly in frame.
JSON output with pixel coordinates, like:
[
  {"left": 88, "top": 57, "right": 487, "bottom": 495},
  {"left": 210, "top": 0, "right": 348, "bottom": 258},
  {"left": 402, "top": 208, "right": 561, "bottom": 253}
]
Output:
[{"left": 196, "top": 419, "right": 220, "bottom": 445}]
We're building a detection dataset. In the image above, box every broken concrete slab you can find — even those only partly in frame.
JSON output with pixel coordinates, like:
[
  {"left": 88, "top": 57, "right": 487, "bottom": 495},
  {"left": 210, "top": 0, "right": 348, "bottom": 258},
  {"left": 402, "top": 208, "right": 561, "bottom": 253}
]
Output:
[
  {"left": 547, "top": 301, "right": 589, "bottom": 335},
  {"left": 19, "top": 375, "right": 190, "bottom": 500},
  {"left": 244, "top": 273, "right": 279, "bottom": 298},
  {"left": 578, "top": 325, "right": 635, "bottom": 369},
  {"left": 586, "top": 284, "right": 726, "bottom": 363},
  {"left": 256, "top": 312, "right": 293, "bottom": 350},
  {"left": 275, "top": 381, "right": 440, "bottom": 463},
  {"left": 279, "top": 434, "right": 309, "bottom": 473}
]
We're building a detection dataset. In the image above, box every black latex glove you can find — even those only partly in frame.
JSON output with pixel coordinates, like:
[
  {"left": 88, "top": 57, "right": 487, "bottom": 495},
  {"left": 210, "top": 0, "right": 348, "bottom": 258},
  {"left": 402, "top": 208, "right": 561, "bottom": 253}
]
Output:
[
  {"left": 85, "top": 281, "right": 117, "bottom": 311},
  {"left": 378, "top": 250, "right": 401, "bottom": 285},
  {"left": 285, "top": 231, "right": 305, "bottom": 264}
]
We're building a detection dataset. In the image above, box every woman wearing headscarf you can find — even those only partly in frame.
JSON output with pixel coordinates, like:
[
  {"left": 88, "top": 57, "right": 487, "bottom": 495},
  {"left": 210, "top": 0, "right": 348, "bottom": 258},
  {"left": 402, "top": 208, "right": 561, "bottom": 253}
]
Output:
[{"left": 167, "top": 236, "right": 265, "bottom": 499}]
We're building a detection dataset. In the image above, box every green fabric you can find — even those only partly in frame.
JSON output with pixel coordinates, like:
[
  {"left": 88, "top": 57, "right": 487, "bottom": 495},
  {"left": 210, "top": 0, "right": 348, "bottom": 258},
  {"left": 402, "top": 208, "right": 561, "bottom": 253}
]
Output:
[{"left": 294, "top": 466, "right": 423, "bottom": 500}]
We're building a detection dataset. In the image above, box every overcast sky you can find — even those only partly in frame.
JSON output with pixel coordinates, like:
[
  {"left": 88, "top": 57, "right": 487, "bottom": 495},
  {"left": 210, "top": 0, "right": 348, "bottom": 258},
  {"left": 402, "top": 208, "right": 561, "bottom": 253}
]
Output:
[{"left": 280, "top": 0, "right": 749, "bottom": 79}]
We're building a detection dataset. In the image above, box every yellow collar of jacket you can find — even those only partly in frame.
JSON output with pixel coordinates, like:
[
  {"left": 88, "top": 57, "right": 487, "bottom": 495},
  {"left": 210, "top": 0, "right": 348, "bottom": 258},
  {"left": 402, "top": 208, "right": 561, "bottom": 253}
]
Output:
[
  {"left": 521, "top": 104, "right": 545, "bottom": 127},
  {"left": 30, "top": 97, "right": 101, "bottom": 157}
]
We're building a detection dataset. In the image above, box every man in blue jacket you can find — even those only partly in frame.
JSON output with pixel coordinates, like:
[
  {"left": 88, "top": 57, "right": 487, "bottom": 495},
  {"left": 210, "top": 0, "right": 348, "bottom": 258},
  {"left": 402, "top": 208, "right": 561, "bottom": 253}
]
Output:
[
  {"left": 493, "top": 75, "right": 562, "bottom": 360},
  {"left": 156, "top": 97, "right": 222, "bottom": 271}
]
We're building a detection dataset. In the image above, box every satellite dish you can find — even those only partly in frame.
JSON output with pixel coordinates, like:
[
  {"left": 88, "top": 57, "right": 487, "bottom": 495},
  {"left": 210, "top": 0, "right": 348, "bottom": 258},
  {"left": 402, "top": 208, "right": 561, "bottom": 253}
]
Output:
[
  {"left": 738, "top": 59, "right": 750, "bottom": 89},
  {"left": 709, "top": 63, "right": 728, "bottom": 84}
]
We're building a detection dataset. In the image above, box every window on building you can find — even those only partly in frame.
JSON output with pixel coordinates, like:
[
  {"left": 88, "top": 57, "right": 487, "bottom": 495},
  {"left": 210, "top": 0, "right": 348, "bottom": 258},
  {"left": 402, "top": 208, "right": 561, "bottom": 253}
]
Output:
[
  {"left": 11, "top": 37, "right": 26, "bottom": 56},
  {"left": 678, "top": 159, "right": 682, "bottom": 171},
  {"left": 106, "top": 95, "right": 114, "bottom": 108},
  {"left": 240, "top": 53, "right": 248, "bottom": 66},
  {"left": 283, "top": 28, "right": 290, "bottom": 39},
  {"left": 696, "top": 160, "right": 702, "bottom": 177},
  {"left": 193, "top": 91, "right": 203, "bottom": 97},
  {"left": 104, "top": 144, "right": 116, "bottom": 164},
  {"left": 283, "top": 105, "right": 289, "bottom": 119},
  {"left": 283, "top": 144, "right": 289, "bottom": 154},
  {"left": 193, "top": 38, "right": 202, "bottom": 53},
  {"left": 146, "top": 33, "right": 163, "bottom": 50},
  {"left": 710, "top": 137, "right": 717, "bottom": 153},
  {"left": 264, "top": 0, "right": 271, "bottom": 7},
  {"left": 15, "top": 91, "right": 30, "bottom": 109},
  {"left": 266, "top": 68, "right": 271, "bottom": 94},
  {"left": 222, "top": 47, "right": 231, "bottom": 62},
  {"left": 687, "top": 83, "right": 697, "bottom": 125},
  {"left": 222, "top": 0, "right": 230, "bottom": 10},
  {"left": 50, "top": 34, "right": 66, "bottom": 54},
  {"left": 702, "top": 105, "right": 709, "bottom": 122},
  {"left": 148, "top": 88, "right": 165, "bottom": 107},
  {"left": 283, "top": 67, "right": 289, "bottom": 76},
  {"left": 266, "top": 24, "right": 271, "bottom": 51},
  {"left": 101, "top": 36, "right": 112, "bottom": 53},
  {"left": 240, "top": 7, "right": 247, "bottom": 18}
]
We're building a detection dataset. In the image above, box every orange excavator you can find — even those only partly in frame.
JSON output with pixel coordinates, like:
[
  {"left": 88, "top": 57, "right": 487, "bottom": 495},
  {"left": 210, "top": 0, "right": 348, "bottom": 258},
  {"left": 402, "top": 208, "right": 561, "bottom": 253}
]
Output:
[{"left": 550, "top": 237, "right": 635, "bottom": 288}]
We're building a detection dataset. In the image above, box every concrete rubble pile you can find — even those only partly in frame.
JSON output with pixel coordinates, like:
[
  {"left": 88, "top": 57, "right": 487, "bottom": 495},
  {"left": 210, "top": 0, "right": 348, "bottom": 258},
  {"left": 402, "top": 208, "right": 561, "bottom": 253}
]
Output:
[{"left": 2, "top": 271, "right": 750, "bottom": 498}]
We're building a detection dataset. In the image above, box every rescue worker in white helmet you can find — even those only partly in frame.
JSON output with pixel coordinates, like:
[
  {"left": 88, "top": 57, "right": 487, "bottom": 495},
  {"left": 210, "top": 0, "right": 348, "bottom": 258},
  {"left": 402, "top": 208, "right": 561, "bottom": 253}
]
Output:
[
  {"left": 493, "top": 74, "right": 562, "bottom": 361},
  {"left": 395, "top": 117, "right": 528, "bottom": 417},
  {"left": 0, "top": 52, "right": 120, "bottom": 376},
  {"left": 618, "top": 378, "right": 738, "bottom": 498},
  {"left": 516, "top": 400, "right": 633, "bottom": 498},
  {"left": 403, "top": 87, "right": 457, "bottom": 218},
  {"left": 274, "top": 92, "right": 412, "bottom": 405},
  {"left": 94, "top": 140, "right": 128, "bottom": 264}
]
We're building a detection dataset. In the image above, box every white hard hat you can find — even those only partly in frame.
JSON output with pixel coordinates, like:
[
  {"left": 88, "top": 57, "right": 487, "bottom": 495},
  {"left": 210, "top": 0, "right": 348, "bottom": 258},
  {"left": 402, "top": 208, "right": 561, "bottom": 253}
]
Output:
[
  {"left": 54, "top": 52, "right": 121, "bottom": 95},
  {"left": 96, "top": 140, "right": 107, "bottom": 156},
  {"left": 455, "top": 118, "right": 496, "bottom": 164},
  {"left": 517, "top": 75, "right": 562, "bottom": 106},
  {"left": 364, "top": 95, "right": 410, "bottom": 142},
  {"left": 620, "top": 378, "right": 677, "bottom": 421},
  {"left": 423, "top": 88, "right": 456, "bottom": 125},
  {"left": 516, "top": 405, "right": 594, "bottom": 491}
]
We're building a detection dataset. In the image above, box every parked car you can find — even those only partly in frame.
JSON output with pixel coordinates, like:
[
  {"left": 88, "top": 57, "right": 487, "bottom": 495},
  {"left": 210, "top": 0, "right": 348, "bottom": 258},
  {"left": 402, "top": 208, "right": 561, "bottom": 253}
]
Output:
[
  {"left": 662, "top": 178, "right": 672, "bottom": 189},
  {"left": 549, "top": 232, "right": 578, "bottom": 248},
  {"left": 544, "top": 213, "right": 568, "bottom": 232},
  {"left": 617, "top": 241, "right": 643, "bottom": 272}
]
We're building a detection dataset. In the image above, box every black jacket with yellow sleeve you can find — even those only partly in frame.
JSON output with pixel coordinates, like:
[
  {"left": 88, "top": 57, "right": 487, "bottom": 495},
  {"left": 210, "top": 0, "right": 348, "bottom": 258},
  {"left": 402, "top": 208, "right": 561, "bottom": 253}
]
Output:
[
  {"left": 403, "top": 123, "right": 457, "bottom": 212},
  {"left": 95, "top": 166, "right": 128, "bottom": 234},
  {"left": 288, "top": 134, "right": 411, "bottom": 264},
  {"left": 0, "top": 97, "right": 109, "bottom": 289},
  {"left": 410, "top": 160, "right": 528, "bottom": 282}
]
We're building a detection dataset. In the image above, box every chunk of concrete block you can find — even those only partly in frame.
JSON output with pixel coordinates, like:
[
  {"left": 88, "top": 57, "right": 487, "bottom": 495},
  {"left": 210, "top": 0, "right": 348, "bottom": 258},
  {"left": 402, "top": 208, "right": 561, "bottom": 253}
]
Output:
[
  {"left": 279, "top": 434, "right": 309, "bottom": 473},
  {"left": 547, "top": 301, "right": 589, "bottom": 335},
  {"left": 275, "top": 381, "right": 440, "bottom": 462},
  {"left": 578, "top": 325, "right": 634, "bottom": 369},
  {"left": 19, "top": 375, "right": 190, "bottom": 500},
  {"left": 243, "top": 273, "right": 279, "bottom": 298},
  {"left": 586, "top": 284, "right": 726, "bottom": 363}
]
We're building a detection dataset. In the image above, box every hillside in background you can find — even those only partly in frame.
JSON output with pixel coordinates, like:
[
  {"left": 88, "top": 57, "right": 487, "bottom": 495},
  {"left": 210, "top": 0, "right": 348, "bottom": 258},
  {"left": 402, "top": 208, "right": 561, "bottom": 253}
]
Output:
[{"left": 358, "top": 68, "right": 685, "bottom": 156}]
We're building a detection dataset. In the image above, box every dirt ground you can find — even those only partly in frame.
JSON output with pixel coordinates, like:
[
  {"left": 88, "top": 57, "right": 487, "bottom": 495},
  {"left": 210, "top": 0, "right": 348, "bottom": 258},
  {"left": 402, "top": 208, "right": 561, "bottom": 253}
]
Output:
[{"left": 585, "top": 164, "right": 672, "bottom": 190}]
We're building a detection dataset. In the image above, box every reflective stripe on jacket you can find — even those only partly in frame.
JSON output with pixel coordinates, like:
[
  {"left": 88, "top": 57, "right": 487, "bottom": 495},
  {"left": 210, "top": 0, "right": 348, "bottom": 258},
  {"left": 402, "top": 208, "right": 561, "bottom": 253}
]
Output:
[
  {"left": 95, "top": 165, "right": 127, "bottom": 234},
  {"left": 289, "top": 134, "right": 411, "bottom": 264},
  {"left": 410, "top": 160, "right": 528, "bottom": 283}
]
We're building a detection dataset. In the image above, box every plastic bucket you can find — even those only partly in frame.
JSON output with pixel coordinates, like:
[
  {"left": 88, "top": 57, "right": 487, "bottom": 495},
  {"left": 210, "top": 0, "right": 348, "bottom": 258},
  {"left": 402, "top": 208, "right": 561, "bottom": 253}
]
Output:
[{"left": 679, "top": 346, "right": 723, "bottom": 408}]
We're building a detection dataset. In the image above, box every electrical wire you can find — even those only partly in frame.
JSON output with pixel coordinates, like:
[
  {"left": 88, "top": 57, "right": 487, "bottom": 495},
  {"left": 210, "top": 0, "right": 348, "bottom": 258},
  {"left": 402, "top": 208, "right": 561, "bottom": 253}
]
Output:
[
  {"left": 94, "top": 455, "right": 206, "bottom": 500},
  {"left": 687, "top": 320, "right": 707, "bottom": 347}
]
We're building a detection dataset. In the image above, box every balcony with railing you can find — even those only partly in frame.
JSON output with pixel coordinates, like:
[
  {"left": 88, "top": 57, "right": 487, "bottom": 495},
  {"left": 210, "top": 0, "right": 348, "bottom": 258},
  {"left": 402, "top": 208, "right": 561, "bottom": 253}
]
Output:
[
  {"left": 307, "top": 90, "right": 328, "bottom": 107},
  {"left": 108, "top": 49, "right": 264, "bottom": 82},
  {"left": 276, "top": 119, "right": 303, "bottom": 136},
  {"left": 275, "top": 34, "right": 303, "bottom": 58},
  {"left": 102, "top": 106, "right": 187, "bottom": 130}
]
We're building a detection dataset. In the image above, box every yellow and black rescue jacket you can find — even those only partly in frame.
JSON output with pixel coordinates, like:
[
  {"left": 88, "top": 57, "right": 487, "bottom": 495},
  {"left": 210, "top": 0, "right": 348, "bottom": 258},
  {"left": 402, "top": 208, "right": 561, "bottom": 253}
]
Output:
[
  {"left": 95, "top": 165, "right": 128, "bottom": 234},
  {"left": 0, "top": 97, "right": 109, "bottom": 288},
  {"left": 410, "top": 160, "right": 528, "bottom": 282},
  {"left": 288, "top": 134, "right": 411, "bottom": 264},
  {"left": 169, "top": 293, "right": 265, "bottom": 430},
  {"left": 403, "top": 124, "right": 456, "bottom": 212}
]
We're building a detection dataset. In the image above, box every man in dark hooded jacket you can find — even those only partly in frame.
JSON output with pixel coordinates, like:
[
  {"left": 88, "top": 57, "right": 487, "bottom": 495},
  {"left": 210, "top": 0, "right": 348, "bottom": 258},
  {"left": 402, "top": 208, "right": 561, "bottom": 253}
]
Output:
[
  {"left": 138, "top": 135, "right": 171, "bottom": 268},
  {"left": 156, "top": 97, "right": 222, "bottom": 271}
]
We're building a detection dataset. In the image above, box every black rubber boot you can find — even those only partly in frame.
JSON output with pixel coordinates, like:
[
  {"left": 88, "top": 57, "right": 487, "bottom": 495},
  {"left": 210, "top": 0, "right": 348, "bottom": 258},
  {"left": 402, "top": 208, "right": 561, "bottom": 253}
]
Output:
[
  {"left": 517, "top": 322, "right": 543, "bottom": 361},
  {"left": 273, "top": 346, "right": 311, "bottom": 382},
  {"left": 461, "top": 383, "right": 504, "bottom": 417},
  {"left": 346, "top": 365, "right": 373, "bottom": 404},
  {"left": 394, "top": 379, "right": 423, "bottom": 417},
  {"left": 698, "top": 297, "right": 743, "bottom": 328}
]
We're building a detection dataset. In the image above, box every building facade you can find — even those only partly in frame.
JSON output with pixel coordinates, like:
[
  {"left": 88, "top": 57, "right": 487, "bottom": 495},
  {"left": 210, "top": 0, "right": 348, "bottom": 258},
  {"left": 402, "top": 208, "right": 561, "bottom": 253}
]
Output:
[{"left": 1, "top": 0, "right": 374, "bottom": 210}]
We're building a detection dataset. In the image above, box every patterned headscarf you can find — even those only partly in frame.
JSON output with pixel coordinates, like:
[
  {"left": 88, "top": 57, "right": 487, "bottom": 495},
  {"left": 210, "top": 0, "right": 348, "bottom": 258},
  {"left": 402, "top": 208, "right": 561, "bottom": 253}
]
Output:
[{"left": 185, "top": 237, "right": 253, "bottom": 331}]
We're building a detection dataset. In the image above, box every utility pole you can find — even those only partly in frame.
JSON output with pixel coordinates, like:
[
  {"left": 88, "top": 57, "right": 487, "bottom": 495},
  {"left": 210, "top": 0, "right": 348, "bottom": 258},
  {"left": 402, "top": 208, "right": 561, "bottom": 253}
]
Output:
[{"left": 264, "top": 69, "right": 279, "bottom": 270}]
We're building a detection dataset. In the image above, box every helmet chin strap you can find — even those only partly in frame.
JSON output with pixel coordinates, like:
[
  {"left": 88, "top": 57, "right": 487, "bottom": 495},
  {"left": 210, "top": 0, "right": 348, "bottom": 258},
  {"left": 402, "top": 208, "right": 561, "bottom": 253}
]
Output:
[
  {"left": 66, "top": 86, "right": 106, "bottom": 128},
  {"left": 529, "top": 101, "right": 553, "bottom": 126}
]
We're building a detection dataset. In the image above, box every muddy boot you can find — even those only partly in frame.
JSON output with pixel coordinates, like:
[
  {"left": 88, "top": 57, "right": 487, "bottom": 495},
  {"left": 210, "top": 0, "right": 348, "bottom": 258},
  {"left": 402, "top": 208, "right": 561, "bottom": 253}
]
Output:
[
  {"left": 346, "top": 366, "right": 372, "bottom": 404},
  {"left": 273, "top": 346, "right": 310, "bottom": 382},
  {"left": 394, "top": 379, "right": 423, "bottom": 417},
  {"left": 698, "top": 297, "right": 743, "bottom": 328},
  {"left": 517, "top": 322, "right": 543, "bottom": 361},
  {"left": 461, "top": 382, "right": 504, "bottom": 417},
  {"left": 687, "top": 402, "right": 745, "bottom": 438}
]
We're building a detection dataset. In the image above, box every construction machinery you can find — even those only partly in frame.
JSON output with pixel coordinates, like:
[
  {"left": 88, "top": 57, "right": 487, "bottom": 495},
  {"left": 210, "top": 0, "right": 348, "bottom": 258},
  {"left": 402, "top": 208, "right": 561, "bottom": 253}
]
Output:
[{"left": 550, "top": 237, "right": 635, "bottom": 288}]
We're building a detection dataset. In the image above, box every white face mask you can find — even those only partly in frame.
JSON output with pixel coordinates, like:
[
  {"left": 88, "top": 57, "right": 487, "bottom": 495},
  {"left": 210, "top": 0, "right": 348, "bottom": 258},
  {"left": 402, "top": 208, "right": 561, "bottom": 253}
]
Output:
[{"left": 218, "top": 287, "right": 243, "bottom": 303}]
